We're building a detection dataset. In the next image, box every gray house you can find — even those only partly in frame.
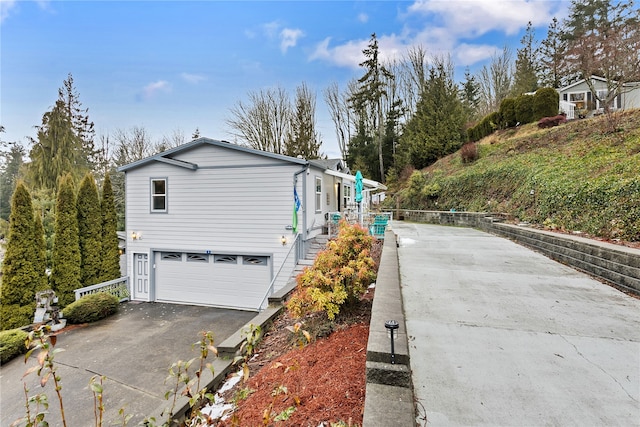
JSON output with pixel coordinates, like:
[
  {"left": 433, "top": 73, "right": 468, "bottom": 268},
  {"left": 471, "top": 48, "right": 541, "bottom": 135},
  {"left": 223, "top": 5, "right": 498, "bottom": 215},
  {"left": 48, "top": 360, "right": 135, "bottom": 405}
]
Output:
[
  {"left": 557, "top": 75, "right": 640, "bottom": 118},
  {"left": 117, "top": 137, "right": 384, "bottom": 311}
]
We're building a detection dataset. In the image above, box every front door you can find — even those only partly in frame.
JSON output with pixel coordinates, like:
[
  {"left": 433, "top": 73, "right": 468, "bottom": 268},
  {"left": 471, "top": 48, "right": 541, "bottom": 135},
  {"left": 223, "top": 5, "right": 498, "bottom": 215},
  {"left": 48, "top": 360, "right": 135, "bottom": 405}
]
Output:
[{"left": 133, "top": 253, "right": 149, "bottom": 300}]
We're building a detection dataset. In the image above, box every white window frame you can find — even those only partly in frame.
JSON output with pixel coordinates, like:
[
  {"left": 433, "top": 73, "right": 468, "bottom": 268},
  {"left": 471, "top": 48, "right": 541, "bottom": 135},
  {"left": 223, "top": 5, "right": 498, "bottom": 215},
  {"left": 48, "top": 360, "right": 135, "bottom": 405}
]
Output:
[
  {"left": 151, "top": 178, "right": 168, "bottom": 213},
  {"left": 315, "top": 177, "right": 322, "bottom": 213},
  {"left": 343, "top": 184, "right": 352, "bottom": 209}
]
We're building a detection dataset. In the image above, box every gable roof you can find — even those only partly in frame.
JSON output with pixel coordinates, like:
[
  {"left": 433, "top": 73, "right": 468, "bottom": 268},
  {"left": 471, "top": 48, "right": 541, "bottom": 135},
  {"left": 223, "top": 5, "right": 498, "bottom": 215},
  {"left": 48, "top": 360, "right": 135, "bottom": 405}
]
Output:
[
  {"left": 117, "top": 137, "right": 308, "bottom": 172},
  {"left": 559, "top": 75, "right": 640, "bottom": 93}
]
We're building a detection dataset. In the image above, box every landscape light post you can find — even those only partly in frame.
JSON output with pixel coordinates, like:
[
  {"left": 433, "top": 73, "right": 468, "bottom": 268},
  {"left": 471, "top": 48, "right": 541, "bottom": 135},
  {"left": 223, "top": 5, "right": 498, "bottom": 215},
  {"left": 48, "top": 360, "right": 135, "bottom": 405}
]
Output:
[{"left": 385, "top": 319, "right": 399, "bottom": 364}]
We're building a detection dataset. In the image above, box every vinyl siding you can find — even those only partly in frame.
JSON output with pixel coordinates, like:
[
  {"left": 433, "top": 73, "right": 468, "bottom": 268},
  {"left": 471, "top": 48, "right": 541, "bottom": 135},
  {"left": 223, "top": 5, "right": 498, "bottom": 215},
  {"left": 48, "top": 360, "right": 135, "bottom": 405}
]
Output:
[{"left": 125, "top": 145, "right": 305, "bottom": 297}]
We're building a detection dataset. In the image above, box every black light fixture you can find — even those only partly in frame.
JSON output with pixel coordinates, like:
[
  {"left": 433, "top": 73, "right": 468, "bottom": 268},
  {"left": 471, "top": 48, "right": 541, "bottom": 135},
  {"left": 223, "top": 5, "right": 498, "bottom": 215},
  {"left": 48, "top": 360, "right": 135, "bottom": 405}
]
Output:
[{"left": 385, "top": 319, "right": 399, "bottom": 364}]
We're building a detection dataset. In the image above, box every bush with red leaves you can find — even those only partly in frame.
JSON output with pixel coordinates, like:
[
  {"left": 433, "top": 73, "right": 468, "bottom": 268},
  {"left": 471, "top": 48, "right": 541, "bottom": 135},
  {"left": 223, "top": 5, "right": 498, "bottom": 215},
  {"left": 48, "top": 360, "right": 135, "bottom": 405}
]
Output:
[{"left": 537, "top": 114, "right": 567, "bottom": 129}]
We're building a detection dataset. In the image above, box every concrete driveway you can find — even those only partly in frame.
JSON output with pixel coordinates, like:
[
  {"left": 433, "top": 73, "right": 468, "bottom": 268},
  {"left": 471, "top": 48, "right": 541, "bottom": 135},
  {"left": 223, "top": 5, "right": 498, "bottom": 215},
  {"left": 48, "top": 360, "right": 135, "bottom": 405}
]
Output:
[
  {"left": 394, "top": 222, "right": 640, "bottom": 426},
  {"left": 1, "top": 302, "right": 255, "bottom": 426}
]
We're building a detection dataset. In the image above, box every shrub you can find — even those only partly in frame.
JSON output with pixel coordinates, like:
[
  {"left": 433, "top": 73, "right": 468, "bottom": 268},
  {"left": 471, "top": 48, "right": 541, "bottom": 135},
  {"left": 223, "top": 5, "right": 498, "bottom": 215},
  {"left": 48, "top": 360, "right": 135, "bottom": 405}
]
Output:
[
  {"left": 460, "top": 142, "right": 479, "bottom": 164},
  {"left": 287, "top": 222, "right": 377, "bottom": 320},
  {"left": 533, "top": 87, "right": 559, "bottom": 121},
  {"left": 0, "top": 304, "right": 35, "bottom": 331},
  {"left": 0, "top": 328, "right": 28, "bottom": 364},
  {"left": 499, "top": 98, "right": 517, "bottom": 128},
  {"left": 62, "top": 292, "right": 120, "bottom": 324},
  {"left": 537, "top": 114, "right": 567, "bottom": 129},
  {"left": 515, "top": 94, "right": 535, "bottom": 124}
]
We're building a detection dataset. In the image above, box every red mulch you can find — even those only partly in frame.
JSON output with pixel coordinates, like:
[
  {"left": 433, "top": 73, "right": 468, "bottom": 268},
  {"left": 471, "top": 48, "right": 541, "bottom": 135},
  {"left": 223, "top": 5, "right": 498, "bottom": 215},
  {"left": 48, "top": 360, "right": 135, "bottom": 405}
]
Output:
[{"left": 219, "top": 321, "right": 369, "bottom": 426}]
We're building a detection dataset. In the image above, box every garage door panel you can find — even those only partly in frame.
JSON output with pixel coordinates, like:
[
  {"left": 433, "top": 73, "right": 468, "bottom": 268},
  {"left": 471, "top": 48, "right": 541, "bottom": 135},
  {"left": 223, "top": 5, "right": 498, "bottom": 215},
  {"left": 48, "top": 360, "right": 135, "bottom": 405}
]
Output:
[{"left": 155, "top": 252, "right": 271, "bottom": 309}]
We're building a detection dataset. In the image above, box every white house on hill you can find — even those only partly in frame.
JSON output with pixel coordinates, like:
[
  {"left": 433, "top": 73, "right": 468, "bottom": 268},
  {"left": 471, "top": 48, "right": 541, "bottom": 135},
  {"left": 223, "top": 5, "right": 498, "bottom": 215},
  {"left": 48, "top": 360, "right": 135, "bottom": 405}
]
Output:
[{"left": 117, "top": 137, "right": 385, "bottom": 311}]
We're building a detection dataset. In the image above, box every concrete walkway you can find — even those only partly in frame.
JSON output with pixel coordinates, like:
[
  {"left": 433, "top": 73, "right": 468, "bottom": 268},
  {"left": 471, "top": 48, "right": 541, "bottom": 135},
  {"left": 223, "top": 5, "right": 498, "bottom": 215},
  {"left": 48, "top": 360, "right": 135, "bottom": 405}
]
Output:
[{"left": 393, "top": 222, "right": 640, "bottom": 426}]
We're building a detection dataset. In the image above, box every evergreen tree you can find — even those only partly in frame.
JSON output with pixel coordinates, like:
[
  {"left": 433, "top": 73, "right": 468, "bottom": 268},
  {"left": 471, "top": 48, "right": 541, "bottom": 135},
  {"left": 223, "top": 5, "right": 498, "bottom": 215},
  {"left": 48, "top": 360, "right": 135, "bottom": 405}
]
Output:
[
  {"left": 59, "top": 73, "right": 97, "bottom": 170},
  {"left": 0, "top": 182, "right": 44, "bottom": 329},
  {"left": 0, "top": 136, "right": 25, "bottom": 221},
  {"left": 284, "top": 82, "right": 322, "bottom": 159},
  {"left": 399, "top": 60, "right": 466, "bottom": 170},
  {"left": 511, "top": 22, "right": 539, "bottom": 96},
  {"left": 349, "top": 33, "right": 392, "bottom": 182},
  {"left": 51, "top": 174, "right": 81, "bottom": 307},
  {"left": 100, "top": 172, "right": 121, "bottom": 281},
  {"left": 460, "top": 67, "right": 481, "bottom": 121},
  {"left": 33, "top": 210, "right": 48, "bottom": 292},
  {"left": 77, "top": 173, "right": 102, "bottom": 287},
  {"left": 538, "top": 17, "right": 565, "bottom": 88},
  {"left": 28, "top": 100, "right": 88, "bottom": 190}
]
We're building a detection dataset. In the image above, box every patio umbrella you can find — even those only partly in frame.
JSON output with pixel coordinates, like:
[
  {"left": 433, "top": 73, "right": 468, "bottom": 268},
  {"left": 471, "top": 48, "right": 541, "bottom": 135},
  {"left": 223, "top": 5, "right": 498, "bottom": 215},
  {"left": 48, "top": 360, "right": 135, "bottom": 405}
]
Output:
[{"left": 355, "top": 170, "right": 363, "bottom": 224}]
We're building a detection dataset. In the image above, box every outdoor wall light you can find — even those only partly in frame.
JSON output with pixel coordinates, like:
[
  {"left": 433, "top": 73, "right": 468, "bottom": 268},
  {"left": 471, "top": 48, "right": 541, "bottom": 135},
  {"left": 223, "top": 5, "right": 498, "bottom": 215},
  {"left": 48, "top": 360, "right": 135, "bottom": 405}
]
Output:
[
  {"left": 281, "top": 235, "right": 287, "bottom": 246},
  {"left": 385, "top": 319, "right": 399, "bottom": 364},
  {"left": 131, "top": 231, "right": 142, "bottom": 240}
]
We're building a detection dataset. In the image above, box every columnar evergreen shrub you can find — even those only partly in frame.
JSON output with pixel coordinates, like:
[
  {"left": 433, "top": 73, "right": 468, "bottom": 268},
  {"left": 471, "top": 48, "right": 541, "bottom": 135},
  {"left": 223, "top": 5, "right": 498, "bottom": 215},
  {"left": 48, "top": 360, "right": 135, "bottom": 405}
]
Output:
[
  {"left": 533, "top": 87, "right": 559, "bottom": 120},
  {"left": 287, "top": 222, "right": 377, "bottom": 320},
  {"left": 0, "top": 328, "right": 29, "bottom": 363},
  {"left": 51, "top": 174, "right": 81, "bottom": 307},
  {"left": 62, "top": 292, "right": 119, "bottom": 324},
  {"left": 99, "top": 172, "right": 121, "bottom": 282},
  {"left": 0, "top": 182, "right": 46, "bottom": 330},
  {"left": 77, "top": 173, "right": 102, "bottom": 287},
  {"left": 515, "top": 94, "right": 535, "bottom": 124},
  {"left": 499, "top": 98, "right": 517, "bottom": 128}
]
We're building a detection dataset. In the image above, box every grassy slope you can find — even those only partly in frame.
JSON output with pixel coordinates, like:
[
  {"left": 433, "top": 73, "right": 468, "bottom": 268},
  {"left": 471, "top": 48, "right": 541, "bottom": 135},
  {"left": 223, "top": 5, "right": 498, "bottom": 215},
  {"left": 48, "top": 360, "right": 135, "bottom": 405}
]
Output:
[{"left": 391, "top": 109, "right": 640, "bottom": 242}]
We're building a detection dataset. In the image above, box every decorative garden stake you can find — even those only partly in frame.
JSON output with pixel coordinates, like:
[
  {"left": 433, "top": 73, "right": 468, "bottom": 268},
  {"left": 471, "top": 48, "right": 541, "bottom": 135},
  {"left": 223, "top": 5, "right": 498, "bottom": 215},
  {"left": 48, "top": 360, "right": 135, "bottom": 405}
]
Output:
[{"left": 385, "top": 320, "right": 399, "bottom": 364}]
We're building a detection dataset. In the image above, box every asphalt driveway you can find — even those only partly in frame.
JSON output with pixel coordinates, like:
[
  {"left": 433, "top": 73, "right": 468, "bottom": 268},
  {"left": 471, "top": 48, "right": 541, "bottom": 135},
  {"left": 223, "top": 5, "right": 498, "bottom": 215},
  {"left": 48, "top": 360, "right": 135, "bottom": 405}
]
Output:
[{"left": 1, "top": 302, "right": 255, "bottom": 426}]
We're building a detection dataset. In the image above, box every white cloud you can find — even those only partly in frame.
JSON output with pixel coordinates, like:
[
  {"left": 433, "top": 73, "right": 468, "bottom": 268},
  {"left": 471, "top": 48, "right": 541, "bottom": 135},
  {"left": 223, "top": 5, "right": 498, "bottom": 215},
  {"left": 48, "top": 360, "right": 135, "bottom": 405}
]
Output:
[
  {"left": 454, "top": 43, "right": 500, "bottom": 66},
  {"left": 280, "top": 27, "right": 304, "bottom": 53},
  {"left": 408, "top": 0, "right": 557, "bottom": 37},
  {"left": 0, "top": 0, "right": 17, "bottom": 23},
  {"left": 139, "top": 80, "right": 171, "bottom": 100},
  {"left": 357, "top": 12, "right": 369, "bottom": 23},
  {"left": 181, "top": 73, "right": 206, "bottom": 84},
  {"left": 310, "top": 0, "right": 567, "bottom": 71}
]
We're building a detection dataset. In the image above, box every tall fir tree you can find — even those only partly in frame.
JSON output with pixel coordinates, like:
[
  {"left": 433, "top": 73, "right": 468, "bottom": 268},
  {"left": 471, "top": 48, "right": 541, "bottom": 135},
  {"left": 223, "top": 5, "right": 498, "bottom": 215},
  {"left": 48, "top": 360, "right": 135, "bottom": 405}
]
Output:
[
  {"left": 99, "top": 172, "right": 121, "bottom": 282},
  {"left": 0, "top": 182, "right": 45, "bottom": 329},
  {"left": 59, "top": 73, "right": 97, "bottom": 170},
  {"left": 51, "top": 174, "right": 81, "bottom": 307},
  {"left": 33, "top": 209, "right": 48, "bottom": 293},
  {"left": 28, "top": 99, "right": 88, "bottom": 190},
  {"left": 399, "top": 59, "right": 466, "bottom": 170},
  {"left": 511, "top": 22, "right": 539, "bottom": 96},
  {"left": 538, "top": 17, "right": 565, "bottom": 88},
  {"left": 77, "top": 173, "right": 102, "bottom": 287},
  {"left": 0, "top": 128, "right": 25, "bottom": 221},
  {"left": 460, "top": 67, "right": 481, "bottom": 121}
]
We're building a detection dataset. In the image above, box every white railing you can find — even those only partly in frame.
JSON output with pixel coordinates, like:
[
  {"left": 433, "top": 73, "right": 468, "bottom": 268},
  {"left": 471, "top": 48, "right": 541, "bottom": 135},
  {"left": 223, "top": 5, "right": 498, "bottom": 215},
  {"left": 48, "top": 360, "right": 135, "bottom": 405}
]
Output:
[
  {"left": 257, "top": 234, "right": 300, "bottom": 311},
  {"left": 559, "top": 100, "right": 576, "bottom": 119},
  {"left": 74, "top": 276, "right": 130, "bottom": 302}
]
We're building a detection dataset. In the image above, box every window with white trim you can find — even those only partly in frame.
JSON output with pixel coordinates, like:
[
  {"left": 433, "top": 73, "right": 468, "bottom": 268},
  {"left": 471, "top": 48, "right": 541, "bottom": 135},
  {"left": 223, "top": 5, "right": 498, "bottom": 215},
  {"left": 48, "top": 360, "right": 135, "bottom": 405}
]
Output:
[
  {"left": 343, "top": 184, "right": 352, "bottom": 208},
  {"left": 315, "top": 177, "right": 322, "bottom": 212},
  {"left": 151, "top": 178, "right": 167, "bottom": 212}
]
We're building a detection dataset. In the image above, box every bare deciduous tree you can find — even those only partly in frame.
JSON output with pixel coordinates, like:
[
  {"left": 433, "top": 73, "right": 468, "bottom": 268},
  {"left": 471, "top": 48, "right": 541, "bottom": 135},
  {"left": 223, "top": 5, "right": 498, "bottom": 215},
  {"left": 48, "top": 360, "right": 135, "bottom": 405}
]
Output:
[
  {"left": 323, "top": 82, "right": 353, "bottom": 161},
  {"left": 226, "top": 87, "right": 292, "bottom": 155},
  {"left": 477, "top": 46, "right": 513, "bottom": 116}
]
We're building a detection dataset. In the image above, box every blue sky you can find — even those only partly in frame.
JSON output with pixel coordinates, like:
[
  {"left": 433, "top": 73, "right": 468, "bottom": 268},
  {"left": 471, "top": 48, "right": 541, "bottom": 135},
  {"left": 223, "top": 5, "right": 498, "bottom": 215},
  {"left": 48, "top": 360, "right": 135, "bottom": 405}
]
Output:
[{"left": 1, "top": 0, "right": 569, "bottom": 158}]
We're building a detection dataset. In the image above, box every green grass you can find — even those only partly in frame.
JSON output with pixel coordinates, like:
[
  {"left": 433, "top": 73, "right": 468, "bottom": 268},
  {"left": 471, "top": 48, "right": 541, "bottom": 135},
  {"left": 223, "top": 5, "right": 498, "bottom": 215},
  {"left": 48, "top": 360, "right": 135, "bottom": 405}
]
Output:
[{"left": 391, "top": 110, "right": 640, "bottom": 241}]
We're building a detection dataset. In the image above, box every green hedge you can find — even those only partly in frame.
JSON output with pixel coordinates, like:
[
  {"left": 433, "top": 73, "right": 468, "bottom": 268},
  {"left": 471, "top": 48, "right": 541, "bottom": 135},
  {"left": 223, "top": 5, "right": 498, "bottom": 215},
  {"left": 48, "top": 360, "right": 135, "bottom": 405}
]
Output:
[
  {"left": 0, "top": 328, "right": 28, "bottom": 364},
  {"left": 62, "top": 292, "right": 120, "bottom": 324}
]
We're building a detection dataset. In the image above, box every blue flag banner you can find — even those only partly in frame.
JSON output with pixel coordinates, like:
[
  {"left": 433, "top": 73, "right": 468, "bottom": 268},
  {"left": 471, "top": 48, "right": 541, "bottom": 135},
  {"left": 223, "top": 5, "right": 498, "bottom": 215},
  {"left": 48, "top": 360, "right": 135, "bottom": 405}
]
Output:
[{"left": 293, "top": 187, "right": 301, "bottom": 233}]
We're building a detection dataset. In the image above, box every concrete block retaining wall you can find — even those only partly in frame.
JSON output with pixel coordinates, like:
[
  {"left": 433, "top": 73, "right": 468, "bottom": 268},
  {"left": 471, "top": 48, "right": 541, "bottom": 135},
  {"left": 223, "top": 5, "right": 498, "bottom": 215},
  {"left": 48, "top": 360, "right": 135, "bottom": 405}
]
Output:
[{"left": 397, "top": 210, "right": 640, "bottom": 294}]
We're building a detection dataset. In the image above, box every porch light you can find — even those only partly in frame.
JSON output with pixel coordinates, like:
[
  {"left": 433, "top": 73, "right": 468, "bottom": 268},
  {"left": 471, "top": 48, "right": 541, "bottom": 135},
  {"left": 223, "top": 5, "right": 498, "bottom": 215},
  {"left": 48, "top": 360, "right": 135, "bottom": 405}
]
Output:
[
  {"left": 385, "top": 319, "right": 399, "bottom": 364},
  {"left": 131, "top": 231, "right": 142, "bottom": 240},
  {"left": 281, "top": 235, "right": 287, "bottom": 246}
]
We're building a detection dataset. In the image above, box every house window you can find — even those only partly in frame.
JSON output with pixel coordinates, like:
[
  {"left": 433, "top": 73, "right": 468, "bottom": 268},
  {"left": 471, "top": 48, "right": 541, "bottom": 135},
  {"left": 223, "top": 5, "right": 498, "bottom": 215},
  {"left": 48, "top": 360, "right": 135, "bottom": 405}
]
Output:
[
  {"left": 569, "top": 92, "right": 586, "bottom": 109},
  {"left": 315, "top": 177, "right": 322, "bottom": 212},
  {"left": 161, "top": 252, "right": 182, "bottom": 261},
  {"left": 343, "top": 184, "right": 352, "bottom": 208},
  {"left": 243, "top": 256, "right": 268, "bottom": 266},
  {"left": 214, "top": 255, "right": 238, "bottom": 264},
  {"left": 151, "top": 178, "right": 167, "bottom": 212}
]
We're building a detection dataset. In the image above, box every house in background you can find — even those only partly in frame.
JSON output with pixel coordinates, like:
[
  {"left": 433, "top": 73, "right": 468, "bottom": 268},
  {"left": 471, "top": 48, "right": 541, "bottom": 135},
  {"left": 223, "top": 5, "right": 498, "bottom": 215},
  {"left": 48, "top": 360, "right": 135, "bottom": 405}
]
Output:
[
  {"left": 557, "top": 75, "right": 640, "bottom": 119},
  {"left": 117, "top": 137, "right": 385, "bottom": 311}
]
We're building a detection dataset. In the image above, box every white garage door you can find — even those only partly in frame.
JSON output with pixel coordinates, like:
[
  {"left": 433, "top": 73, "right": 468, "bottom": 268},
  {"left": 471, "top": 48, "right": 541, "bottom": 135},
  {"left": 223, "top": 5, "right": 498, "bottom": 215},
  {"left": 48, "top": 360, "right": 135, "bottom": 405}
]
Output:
[{"left": 155, "top": 252, "right": 271, "bottom": 310}]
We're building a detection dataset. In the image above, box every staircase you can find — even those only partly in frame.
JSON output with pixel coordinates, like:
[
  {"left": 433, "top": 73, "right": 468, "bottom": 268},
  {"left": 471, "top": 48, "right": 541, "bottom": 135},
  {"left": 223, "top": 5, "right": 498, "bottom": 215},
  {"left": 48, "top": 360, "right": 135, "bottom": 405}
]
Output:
[{"left": 267, "top": 234, "right": 328, "bottom": 306}]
